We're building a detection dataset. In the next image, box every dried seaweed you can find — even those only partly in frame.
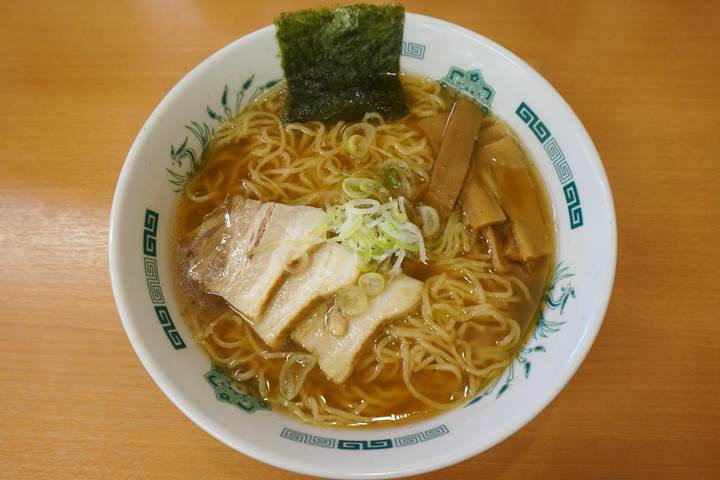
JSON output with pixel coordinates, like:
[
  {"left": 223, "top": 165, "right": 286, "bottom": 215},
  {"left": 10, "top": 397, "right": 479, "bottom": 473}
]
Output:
[{"left": 275, "top": 4, "right": 409, "bottom": 123}]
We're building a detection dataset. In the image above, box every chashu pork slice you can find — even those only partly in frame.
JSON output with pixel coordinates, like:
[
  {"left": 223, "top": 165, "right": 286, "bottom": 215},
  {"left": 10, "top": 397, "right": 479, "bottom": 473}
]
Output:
[
  {"left": 190, "top": 196, "right": 326, "bottom": 319},
  {"left": 292, "top": 274, "right": 423, "bottom": 384},
  {"left": 254, "top": 243, "right": 360, "bottom": 348}
]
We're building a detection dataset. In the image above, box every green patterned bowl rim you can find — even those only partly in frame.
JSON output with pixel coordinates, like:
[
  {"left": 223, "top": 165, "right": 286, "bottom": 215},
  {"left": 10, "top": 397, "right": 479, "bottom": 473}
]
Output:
[{"left": 109, "top": 13, "right": 616, "bottom": 479}]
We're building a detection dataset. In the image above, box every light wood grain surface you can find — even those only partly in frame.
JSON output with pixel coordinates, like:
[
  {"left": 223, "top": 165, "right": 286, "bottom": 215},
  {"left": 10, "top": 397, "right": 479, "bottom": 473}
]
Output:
[{"left": 2, "top": 1, "right": 719, "bottom": 478}]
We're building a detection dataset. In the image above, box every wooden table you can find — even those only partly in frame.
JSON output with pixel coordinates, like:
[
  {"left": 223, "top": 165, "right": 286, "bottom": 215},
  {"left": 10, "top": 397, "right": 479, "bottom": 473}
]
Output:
[{"left": 2, "top": 1, "right": 718, "bottom": 478}]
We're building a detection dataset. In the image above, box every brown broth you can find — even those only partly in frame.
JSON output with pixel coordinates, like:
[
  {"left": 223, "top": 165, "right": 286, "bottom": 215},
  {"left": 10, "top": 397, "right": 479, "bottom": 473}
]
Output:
[{"left": 170, "top": 80, "right": 555, "bottom": 427}]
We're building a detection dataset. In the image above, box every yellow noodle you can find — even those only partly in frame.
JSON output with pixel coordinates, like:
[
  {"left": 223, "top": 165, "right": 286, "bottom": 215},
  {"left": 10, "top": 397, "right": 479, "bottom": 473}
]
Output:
[{"left": 173, "top": 75, "right": 548, "bottom": 428}]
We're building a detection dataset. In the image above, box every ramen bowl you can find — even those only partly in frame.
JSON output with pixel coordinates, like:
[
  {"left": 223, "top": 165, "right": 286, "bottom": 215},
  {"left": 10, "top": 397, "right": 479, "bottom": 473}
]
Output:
[{"left": 109, "top": 13, "right": 616, "bottom": 479}]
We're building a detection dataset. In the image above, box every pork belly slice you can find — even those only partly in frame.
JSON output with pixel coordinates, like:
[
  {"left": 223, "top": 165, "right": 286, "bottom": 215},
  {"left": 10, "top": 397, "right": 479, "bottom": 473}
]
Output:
[
  {"left": 253, "top": 242, "right": 359, "bottom": 348},
  {"left": 292, "top": 274, "right": 423, "bottom": 384},
  {"left": 190, "top": 196, "right": 327, "bottom": 319}
]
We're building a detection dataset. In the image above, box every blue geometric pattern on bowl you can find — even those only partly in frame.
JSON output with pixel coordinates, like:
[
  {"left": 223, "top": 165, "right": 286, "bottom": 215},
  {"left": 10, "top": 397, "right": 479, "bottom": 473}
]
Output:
[
  {"left": 401, "top": 41, "right": 426, "bottom": 60},
  {"left": 440, "top": 66, "right": 495, "bottom": 109},
  {"left": 515, "top": 102, "right": 584, "bottom": 229},
  {"left": 142, "top": 209, "right": 186, "bottom": 350},
  {"left": 204, "top": 364, "right": 269, "bottom": 413},
  {"left": 279, "top": 424, "right": 449, "bottom": 450}
]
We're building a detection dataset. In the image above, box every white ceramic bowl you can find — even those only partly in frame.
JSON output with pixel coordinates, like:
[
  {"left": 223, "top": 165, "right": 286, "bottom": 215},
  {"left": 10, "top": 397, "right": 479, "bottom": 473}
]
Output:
[{"left": 110, "top": 13, "right": 616, "bottom": 479}]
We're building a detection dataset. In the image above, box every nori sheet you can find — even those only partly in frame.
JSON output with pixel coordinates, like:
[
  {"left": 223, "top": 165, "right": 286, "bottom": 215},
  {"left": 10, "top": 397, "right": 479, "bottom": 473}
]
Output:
[{"left": 275, "top": 4, "right": 409, "bottom": 123}]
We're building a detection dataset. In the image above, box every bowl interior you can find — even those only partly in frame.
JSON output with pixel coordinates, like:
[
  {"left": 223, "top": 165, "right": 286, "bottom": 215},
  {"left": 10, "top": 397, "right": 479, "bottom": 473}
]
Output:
[{"left": 110, "top": 13, "right": 616, "bottom": 479}]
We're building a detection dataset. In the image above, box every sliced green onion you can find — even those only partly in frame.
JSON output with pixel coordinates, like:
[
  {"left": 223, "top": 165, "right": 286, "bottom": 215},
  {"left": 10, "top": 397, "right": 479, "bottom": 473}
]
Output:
[
  {"left": 342, "top": 178, "right": 366, "bottom": 199},
  {"left": 335, "top": 285, "right": 368, "bottom": 316},
  {"left": 385, "top": 168, "right": 400, "bottom": 188},
  {"left": 359, "top": 272, "right": 385, "bottom": 296},
  {"left": 332, "top": 213, "right": 363, "bottom": 241},
  {"left": 325, "top": 307, "right": 347, "bottom": 336},
  {"left": 279, "top": 353, "right": 316, "bottom": 401},
  {"left": 360, "top": 179, "right": 389, "bottom": 201},
  {"left": 344, "top": 198, "right": 381, "bottom": 216},
  {"left": 346, "top": 134, "right": 364, "bottom": 157},
  {"left": 341, "top": 177, "right": 389, "bottom": 202},
  {"left": 388, "top": 197, "right": 408, "bottom": 222},
  {"left": 342, "top": 122, "right": 376, "bottom": 159},
  {"left": 326, "top": 195, "right": 427, "bottom": 273},
  {"left": 418, "top": 204, "right": 440, "bottom": 237}
]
